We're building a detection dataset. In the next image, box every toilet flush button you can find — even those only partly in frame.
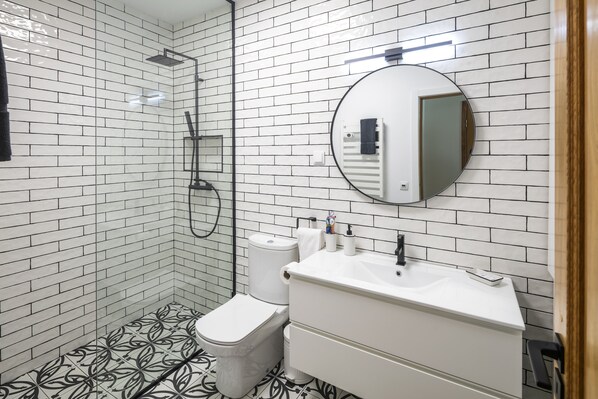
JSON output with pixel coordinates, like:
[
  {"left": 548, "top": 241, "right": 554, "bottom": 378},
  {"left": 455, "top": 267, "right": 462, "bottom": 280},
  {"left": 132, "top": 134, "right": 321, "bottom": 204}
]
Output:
[{"left": 267, "top": 240, "right": 274, "bottom": 244}]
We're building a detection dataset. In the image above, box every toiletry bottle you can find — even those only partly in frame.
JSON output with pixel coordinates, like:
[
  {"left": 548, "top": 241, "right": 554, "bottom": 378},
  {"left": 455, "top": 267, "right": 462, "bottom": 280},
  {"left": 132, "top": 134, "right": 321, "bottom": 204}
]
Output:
[{"left": 344, "top": 224, "right": 355, "bottom": 256}]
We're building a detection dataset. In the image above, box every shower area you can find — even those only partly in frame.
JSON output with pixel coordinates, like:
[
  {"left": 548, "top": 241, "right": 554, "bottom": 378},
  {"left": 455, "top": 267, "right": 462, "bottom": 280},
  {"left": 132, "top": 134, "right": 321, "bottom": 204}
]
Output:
[{"left": 0, "top": 0, "right": 235, "bottom": 397}]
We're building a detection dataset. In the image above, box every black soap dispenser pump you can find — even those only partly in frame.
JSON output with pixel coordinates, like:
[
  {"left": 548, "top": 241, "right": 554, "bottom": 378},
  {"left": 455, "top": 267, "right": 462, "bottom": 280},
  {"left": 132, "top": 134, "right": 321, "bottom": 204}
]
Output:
[{"left": 344, "top": 224, "right": 355, "bottom": 256}]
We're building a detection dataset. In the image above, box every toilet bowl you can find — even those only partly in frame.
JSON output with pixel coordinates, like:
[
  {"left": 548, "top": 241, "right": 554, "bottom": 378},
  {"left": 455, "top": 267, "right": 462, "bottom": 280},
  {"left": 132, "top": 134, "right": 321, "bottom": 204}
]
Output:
[{"left": 195, "top": 234, "right": 298, "bottom": 398}]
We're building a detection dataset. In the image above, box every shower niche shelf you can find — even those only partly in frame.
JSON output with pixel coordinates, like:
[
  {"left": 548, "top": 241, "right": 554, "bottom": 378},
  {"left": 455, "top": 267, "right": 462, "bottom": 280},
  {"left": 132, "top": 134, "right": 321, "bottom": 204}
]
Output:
[{"left": 183, "top": 135, "right": 223, "bottom": 173}]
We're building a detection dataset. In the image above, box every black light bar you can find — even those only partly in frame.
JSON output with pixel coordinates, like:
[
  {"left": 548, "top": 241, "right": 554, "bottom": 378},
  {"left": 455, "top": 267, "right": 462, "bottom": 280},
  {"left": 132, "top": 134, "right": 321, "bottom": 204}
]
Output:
[{"left": 344, "top": 40, "right": 453, "bottom": 64}]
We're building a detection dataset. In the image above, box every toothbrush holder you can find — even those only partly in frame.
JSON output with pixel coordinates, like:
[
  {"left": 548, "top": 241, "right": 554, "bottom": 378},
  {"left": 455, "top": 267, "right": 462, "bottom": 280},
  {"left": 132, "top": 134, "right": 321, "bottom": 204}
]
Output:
[{"left": 325, "top": 233, "right": 337, "bottom": 252}]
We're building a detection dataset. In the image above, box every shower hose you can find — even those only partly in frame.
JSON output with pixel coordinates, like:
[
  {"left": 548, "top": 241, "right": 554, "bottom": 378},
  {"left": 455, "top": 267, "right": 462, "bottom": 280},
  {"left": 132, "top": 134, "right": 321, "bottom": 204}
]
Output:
[{"left": 188, "top": 135, "right": 221, "bottom": 239}]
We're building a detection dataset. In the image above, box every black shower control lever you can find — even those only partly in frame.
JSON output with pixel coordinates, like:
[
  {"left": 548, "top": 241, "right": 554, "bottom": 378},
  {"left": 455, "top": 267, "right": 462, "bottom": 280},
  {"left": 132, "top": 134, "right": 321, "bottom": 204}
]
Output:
[{"left": 189, "top": 181, "right": 213, "bottom": 191}]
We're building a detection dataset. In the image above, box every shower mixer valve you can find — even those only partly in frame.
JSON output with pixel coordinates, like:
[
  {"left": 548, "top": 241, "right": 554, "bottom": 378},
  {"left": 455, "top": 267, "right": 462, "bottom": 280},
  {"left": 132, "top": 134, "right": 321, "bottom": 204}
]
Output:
[{"left": 190, "top": 181, "right": 213, "bottom": 191}]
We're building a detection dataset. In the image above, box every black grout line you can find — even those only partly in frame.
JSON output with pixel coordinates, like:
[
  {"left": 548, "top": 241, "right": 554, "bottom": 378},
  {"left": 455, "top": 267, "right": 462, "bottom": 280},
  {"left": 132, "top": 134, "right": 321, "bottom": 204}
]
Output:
[{"left": 130, "top": 347, "right": 205, "bottom": 399}]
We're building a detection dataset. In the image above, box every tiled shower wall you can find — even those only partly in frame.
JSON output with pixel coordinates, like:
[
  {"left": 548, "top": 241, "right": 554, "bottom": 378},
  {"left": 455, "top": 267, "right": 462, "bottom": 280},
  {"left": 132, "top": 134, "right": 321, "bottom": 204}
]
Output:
[
  {"left": 0, "top": 0, "right": 179, "bottom": 383},
  {"left": 0, "top": 0, "right": 97, "bottom": 383},
  {"left": 232, "top": 0, "right": 552, "bottom": 397},
  {"left": 172, "top": 6, "right": 235, "bottom": 315}
]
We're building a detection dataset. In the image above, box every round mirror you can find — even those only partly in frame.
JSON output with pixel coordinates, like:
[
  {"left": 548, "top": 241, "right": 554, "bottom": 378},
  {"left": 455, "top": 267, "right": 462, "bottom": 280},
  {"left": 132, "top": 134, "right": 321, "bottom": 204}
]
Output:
[{"left": 331, "top": 65, "right": 476, "bottom": 204}]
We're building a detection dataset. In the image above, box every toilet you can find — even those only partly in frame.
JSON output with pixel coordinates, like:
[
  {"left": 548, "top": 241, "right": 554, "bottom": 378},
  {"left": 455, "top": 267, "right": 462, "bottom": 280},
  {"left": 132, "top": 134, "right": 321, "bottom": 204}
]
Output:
[{"left": 195, "top": 234, "right": 298, "bottom": 398}]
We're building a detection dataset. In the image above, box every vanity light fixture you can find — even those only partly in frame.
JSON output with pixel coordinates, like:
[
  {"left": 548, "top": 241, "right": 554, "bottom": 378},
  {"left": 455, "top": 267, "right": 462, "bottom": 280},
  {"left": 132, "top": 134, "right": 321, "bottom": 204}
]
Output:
[{"left": 344, "top": 40, "right": 453, "bottom": 64}]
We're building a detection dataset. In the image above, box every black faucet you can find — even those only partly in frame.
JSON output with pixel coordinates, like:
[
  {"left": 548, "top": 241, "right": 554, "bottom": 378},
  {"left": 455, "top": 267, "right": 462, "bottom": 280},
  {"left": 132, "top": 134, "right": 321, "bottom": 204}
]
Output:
[{"left": 395, "top": 232, "right": 406, "bottom": 266}]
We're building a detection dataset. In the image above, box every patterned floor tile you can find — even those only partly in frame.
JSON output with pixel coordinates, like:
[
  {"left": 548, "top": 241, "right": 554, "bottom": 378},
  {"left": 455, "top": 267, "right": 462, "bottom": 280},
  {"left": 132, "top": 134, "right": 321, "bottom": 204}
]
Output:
[
  {"left": 95, "top": 357, "right": 154, "bottom": 399},
  {"left": 0, "top": 303, "right": 355, "bottom": 399},
  {"left": 175, "top": 314, "right": 198, "bottom": 334},
  {"left": 251, "top": 363, "right": 305, "bottom": 399},
  {"left": 56, "top": 383, "right": 118, "bottom": 399},
  {"left": 187, "top": 350, "right": 216, "bottom": 374},
  {"left": 0, "top": 374, "right": 50, "bottom": 399},
  {"left": 144, "top": 328, "right": 193, "bottom": 355},
  {"left": 127, "top": 303, "right": 193, "bottom": 336},
  {"left": 143, "top": 362, "right": 208, "bottom": 398},
  {"left": 25, "top": 356, "right": 88, "bottom": 399},
  {"left": 171, "top": 305, "right": 203, "bottom": 326},
  {"left": 101, "top": 327, "right": 145, "bottom": 359},
  {"left": 136, "top": 369, "right": 226, "bottom": 399},
  {"left": 137, "top": 386, "right": 179, "bottom": 399},
  {"left": 169, "top": 334, "right": 201, "bottom": 359},
  {"left": 66, "top": 337, "right": 125, "bottom": 377},
  {"left": 299, "top": 379, "right": 360, "bottom": 399},
  {"left": 74, "top": 342, "right": 165, "bottom": 398},
  {"left": 132, "top": 350, "right": 183, "bottom": 380},
  {"left": 170, "top": 369, "right": 229, "bottom": 399},
  {"left": 61, "top": 346, "right": 130, "bottom": 399},
  {"left": 116, "top": 337, "right": 170, "bottom": 367}
]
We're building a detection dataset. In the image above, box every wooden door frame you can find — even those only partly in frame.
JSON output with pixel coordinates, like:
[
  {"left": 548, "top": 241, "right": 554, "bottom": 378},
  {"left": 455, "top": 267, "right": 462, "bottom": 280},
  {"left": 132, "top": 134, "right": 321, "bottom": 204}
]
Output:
[
  {"left": 584, "top": 0, "right": 598, "bottom": 396},
  {"left": 553, "top": 0, "right": 595, "bottom": 398}
]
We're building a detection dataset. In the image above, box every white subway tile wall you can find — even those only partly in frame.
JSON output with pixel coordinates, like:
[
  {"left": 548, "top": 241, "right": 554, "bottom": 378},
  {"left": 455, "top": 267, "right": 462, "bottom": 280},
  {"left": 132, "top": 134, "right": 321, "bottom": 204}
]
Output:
[
  {"left": 0, "top": 0, "right": 99, "bottom": 383},
  {"left": 0, "top": 0, "right": 234, "bottom": 384},
  {"left": 233, "top": 0, "right": 552, "bottom": 397}
]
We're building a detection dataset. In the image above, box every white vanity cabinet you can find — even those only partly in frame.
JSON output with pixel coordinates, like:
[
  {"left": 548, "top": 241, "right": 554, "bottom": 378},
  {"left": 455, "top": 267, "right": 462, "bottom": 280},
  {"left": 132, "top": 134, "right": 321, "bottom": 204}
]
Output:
[{"left": 287, "top": 251, "right": 525, "bottom": 399}]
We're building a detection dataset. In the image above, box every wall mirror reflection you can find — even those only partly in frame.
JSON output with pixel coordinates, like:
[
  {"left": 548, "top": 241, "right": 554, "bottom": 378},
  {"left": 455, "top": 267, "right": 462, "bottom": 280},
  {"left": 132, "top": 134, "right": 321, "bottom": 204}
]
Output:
[{"left": 331, "top": 65, "right": 476, "bottom": 204}]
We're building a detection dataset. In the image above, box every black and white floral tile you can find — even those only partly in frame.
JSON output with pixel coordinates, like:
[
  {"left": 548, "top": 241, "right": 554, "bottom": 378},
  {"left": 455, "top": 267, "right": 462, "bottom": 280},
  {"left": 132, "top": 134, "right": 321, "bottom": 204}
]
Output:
[
  {"left": 139, "top": 357, "right": 359, "bottom": 399},
  {"left": 0, "top": 302, "right": 359, "bottom": 399}
]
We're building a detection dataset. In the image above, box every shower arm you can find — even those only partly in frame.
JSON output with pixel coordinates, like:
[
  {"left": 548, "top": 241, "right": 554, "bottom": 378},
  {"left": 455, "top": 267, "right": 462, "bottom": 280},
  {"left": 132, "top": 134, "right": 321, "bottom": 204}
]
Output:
[
  {"left": 163, "top": 49, "right": 201, "bottom": 184},
  {"left": 164, "top": 49, "right": 199, "bottom": 136}
]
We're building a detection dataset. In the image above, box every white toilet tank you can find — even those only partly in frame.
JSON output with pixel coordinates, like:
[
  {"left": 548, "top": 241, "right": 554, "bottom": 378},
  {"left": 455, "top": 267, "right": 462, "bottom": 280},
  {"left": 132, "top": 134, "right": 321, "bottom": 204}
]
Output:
[{"left": 248, "top": 234, "right": 298, "bottom": 305}]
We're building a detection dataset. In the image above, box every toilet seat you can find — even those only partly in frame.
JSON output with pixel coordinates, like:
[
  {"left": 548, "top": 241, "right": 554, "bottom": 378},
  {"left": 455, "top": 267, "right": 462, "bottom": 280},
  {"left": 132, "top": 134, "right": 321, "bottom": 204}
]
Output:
[{"left": 196, "top": 294, "right": 283, "bottom": 346}]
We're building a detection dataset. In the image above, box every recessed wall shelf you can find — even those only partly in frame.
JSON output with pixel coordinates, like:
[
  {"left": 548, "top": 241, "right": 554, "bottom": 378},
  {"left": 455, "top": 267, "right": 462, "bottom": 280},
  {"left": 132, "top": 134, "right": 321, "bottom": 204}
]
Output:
[{"left": 184, "top": 135, "right": 224, "bottom": 173}]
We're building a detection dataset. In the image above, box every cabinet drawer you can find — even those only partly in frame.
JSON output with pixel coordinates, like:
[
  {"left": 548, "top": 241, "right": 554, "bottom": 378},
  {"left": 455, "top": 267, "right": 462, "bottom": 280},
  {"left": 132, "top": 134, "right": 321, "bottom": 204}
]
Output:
[
  {"left": 290, "top": 325, "right": 508, "bottom": 399},
  {"left": 290, "top": 278, "right": 522, "bottom": 397}
]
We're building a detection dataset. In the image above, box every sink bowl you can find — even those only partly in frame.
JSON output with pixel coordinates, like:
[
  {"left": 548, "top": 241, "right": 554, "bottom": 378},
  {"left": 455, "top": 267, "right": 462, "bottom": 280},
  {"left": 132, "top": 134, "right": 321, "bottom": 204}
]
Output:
[
  {"left": 342, "top": 259, "right": 449, "bottom": 289},
  {"left": 287, "top": 249, "right": 525, "bottom": 331}
]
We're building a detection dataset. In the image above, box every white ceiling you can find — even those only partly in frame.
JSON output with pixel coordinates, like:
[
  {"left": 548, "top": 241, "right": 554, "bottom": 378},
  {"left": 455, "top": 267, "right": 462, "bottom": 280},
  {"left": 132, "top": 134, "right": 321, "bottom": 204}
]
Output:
[{"left": 120, "top": 0, "right": 229, "bottom": 24}]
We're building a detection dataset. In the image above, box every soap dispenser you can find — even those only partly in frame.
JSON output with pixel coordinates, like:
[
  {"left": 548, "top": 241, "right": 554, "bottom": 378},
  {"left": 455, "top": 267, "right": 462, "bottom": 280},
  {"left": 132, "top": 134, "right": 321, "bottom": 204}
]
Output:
[{"left": 344, "top": 224, "right": 356, "bottom": 256}]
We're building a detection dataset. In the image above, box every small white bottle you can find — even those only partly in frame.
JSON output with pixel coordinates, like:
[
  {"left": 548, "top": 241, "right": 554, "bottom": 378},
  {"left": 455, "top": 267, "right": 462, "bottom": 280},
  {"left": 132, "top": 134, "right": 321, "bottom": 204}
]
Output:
[{"left": 344, "top": 224, "right": 356, "bottom": 256}]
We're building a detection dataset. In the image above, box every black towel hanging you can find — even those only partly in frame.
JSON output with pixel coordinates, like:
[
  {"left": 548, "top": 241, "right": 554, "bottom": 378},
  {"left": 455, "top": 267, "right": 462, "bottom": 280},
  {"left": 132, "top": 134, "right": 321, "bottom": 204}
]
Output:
[
  {"left": 360, "top": 118, "right": 377, "bottom": 155},
  {"left": 0, "top": 34, "right": 10, "bottom": 162}
]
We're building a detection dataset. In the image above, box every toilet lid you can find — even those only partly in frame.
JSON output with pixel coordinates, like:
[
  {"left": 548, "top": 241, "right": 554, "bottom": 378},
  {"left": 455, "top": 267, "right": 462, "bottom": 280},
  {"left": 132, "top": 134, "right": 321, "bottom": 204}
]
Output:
[{"left": 195, "top": 294, "right": 280, "bottom": 346}]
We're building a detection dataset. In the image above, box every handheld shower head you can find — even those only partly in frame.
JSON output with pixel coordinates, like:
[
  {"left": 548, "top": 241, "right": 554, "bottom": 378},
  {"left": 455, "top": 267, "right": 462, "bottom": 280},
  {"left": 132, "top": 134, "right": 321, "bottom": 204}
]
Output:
[{"left": 185, "top": 111, "right": 195, "bottom": 138}]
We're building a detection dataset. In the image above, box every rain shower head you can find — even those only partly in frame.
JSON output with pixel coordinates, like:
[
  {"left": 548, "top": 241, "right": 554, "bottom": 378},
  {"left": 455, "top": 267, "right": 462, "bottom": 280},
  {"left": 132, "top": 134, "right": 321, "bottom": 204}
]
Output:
[{"left": 146, "top": 53, "right": 184, "bottom": 67}]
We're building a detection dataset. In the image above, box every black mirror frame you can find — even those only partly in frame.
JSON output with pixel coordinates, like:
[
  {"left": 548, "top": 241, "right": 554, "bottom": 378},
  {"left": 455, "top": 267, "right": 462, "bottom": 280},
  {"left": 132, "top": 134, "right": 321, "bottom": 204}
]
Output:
[{"left": 329, "top": 64, "right": 477, "bottom": 205}]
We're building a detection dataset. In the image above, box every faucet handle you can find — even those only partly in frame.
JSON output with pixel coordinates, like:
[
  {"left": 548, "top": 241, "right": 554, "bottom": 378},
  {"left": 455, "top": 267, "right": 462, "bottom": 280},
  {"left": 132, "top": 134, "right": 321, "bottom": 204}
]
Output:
[{"left": 395, "top": 232, "right": 406, "bottom": 266}]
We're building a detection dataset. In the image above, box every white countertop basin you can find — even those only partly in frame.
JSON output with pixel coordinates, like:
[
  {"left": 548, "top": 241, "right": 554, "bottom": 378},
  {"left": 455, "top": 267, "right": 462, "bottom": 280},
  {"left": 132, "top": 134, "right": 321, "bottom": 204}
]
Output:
[{"left": 287, "top": 250, "right": 525, "bottom": 331}]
